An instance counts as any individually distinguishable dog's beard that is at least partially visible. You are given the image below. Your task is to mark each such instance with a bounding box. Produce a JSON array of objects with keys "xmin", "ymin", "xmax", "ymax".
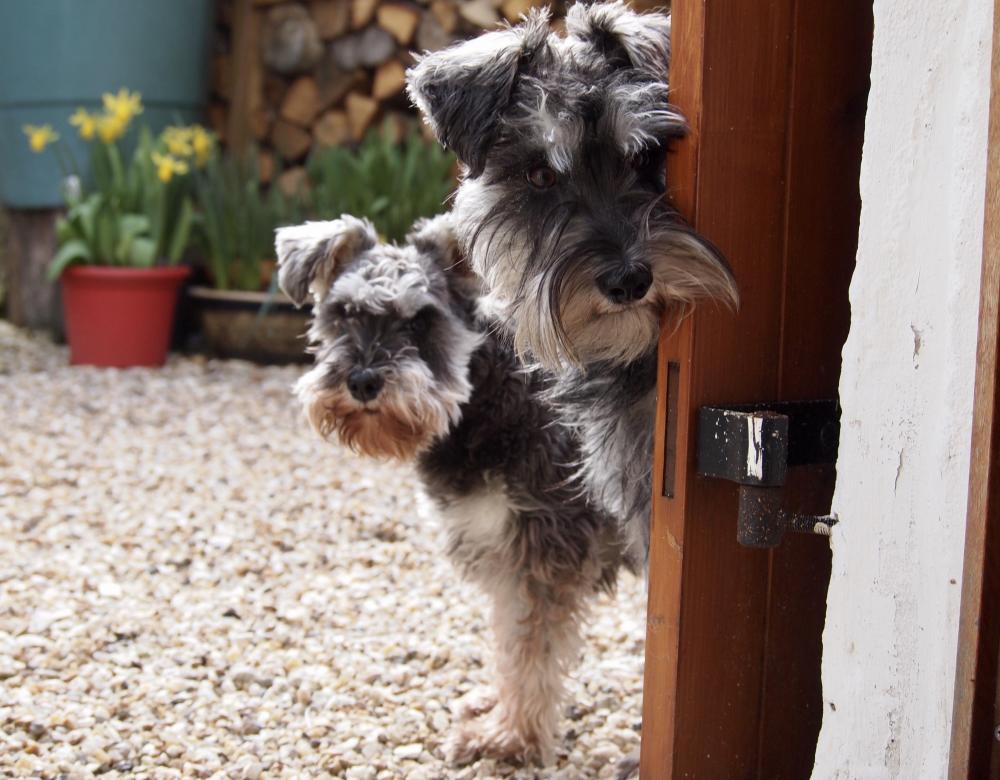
[
  {"xmin": 295, "ymin": 360, "xmax": 470, "ymax": 460},
  {"xmin": 458, "ymin": 180, "xmax": 738, "ymax": 368},
  {"xmin": 547, "ymin": 228, "xmax": 739, "ymax": 366},
  {"xmin": 473, "ymin": 248, "xmax": 736, "ymax": 368},
  {"xmin": 308, "ymin": 392, "xmax": 432, "ymax": 460},
  {"xmin": 547, "ymin": 289, "xmax": 662, "ymax": 365}
]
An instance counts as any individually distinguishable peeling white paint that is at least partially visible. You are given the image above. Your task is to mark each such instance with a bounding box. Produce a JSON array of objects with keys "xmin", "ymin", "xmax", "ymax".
[
  {"xmin": 746, "ymin": 415, "xmax": 764, "ymax": 480},
  {"xmin": 812, "ymin": 1, "xmax": 992, "ymax": 778}
]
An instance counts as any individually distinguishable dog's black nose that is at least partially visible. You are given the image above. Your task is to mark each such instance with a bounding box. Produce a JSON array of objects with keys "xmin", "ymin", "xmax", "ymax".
[
  {"xmin": 347, "ymin": 368, "xmax": 384, "ymax": 402},
  {"xmin": 597, "ymin": 264, "xmax": 653, "ymax": 304}
]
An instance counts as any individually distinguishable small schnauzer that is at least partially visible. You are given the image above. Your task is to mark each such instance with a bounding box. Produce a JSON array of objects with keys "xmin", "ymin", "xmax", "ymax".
[
  {"xmin": 407, "ymin": 1, "xmax": 738, "ymax": 563},
  {"xmin": 275, "ymin": 213, "xmax": 630, "ymax": 765}
]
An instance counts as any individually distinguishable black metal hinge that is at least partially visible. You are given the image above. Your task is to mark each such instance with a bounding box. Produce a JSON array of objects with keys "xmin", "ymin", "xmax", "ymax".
[{"xmin": 696, "ymin": 400, "xmax": 841, "ymax": 548}]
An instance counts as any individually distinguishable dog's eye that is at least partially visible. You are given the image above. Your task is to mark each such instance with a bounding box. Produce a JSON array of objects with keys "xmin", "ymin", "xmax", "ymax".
[
  {"xmin": 406, "ymin": 307, "xmax": 435, "ymax": 335},
  {"xmin": 526, "ymin": 165, "xmax": 557, "ymax": 190}
]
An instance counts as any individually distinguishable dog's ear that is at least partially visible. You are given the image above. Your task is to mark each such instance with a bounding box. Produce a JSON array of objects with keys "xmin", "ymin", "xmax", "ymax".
[
  {"xmin": 407, "ymin": 214, "xmax": 466, "ymax": 273},
  {"xmin": 408, "ymin": 213, "xmax": 482, "ymax": 297},
  {"xmin": 275, "ymin": 216, "xmax": 377, "ymax": 306},
  {"xmin": 566, "ymin": 1, "xmax": 671, "ymax": 80},
  {"xmin": 407, "ymin": 10, "xmax": 549, "ymax": 177}
]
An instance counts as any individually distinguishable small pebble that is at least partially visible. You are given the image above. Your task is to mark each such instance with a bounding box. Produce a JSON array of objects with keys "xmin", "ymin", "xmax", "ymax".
[{"xmin": 394, "ymin": 743, "xmax": 423, "ymax": 759}]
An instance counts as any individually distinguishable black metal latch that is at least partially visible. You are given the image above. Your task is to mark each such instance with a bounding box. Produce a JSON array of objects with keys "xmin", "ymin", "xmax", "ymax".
[{"xmin": 696, "ymin": 400, "xmax": 840, "ymax": 548}]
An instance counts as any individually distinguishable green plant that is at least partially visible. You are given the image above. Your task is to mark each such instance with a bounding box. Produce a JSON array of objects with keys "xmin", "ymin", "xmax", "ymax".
[
  {"xmin": 32, "ymin": 90, "xmax": 210, "ymax": 280},
  {"xmin": 306, "ymin": 121, "xmax": 456, "ymax": 243},
  {"xmin": 193, "ymin": 151, "xmax": 304, "ymax": 291},
  {"xmin": 49, "ymin": 129, "xmax": 199, "ymax": 279}
]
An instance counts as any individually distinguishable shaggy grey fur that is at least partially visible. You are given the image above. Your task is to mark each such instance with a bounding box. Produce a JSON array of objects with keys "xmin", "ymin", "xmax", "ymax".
[
  {"xmin": 408, "ymin": 1, "xmax": 738, "ymax": 564},
  {"xmin": 275, "ymin": 213, "xmax": 631, "ymax": 766}
]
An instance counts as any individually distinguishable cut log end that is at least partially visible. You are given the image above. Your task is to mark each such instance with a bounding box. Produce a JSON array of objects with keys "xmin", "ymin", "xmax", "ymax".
[
  {"xmin": 280, "ymin": 77, "xmax": 321, "ymax": 126},
  {"xmin": 377, "ymin": 3, "xmax": 421, "ymax": 45},
  {"xmin": 372, "ymin": 60, "xmax": 407, "ymax": 101},
  {"xmin": 345, "ymin": 92, "xmax": 379, "ymax": 141}
]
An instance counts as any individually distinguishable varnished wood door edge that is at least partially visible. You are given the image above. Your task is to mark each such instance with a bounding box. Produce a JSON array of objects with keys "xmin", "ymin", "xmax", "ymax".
[
  {"xmin": 639, "ymin": 0, "xmax": 706, "ymax": 775},
  {"xmin": 949, "ymin": 0, "xmax": 1000, "ymax": 776},
  {"xmin": 640, "ymin": 318, "xmax": 695, "ymax": 779}
]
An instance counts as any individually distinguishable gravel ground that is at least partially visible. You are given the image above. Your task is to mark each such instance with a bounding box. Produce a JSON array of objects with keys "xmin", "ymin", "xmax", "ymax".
[{"xmin": 0, "ymin": 322, "xmax": 646, "ymax": 780}]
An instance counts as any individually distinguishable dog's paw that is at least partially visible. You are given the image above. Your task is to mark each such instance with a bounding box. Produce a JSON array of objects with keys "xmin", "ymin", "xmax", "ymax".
[
  {"xmin": 451, "ymin": 686, "xmax": 498, "ymax": 721},
  {"xmin": 443, "ymin": 721, "xmax": 524, "ymax": 766},
  {"xmin": 443, "ymin": 713, "xmax": 550, "ymax": 767},
  {"xmin": 615, "ymin": 749, "xmax": 640, "ymax": 780}
]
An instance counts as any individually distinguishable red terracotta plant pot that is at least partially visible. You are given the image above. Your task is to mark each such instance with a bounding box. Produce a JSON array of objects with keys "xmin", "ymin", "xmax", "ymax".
[{"xmin": 61, "ymin": 265, "xmax": 191, "ymax": 367}]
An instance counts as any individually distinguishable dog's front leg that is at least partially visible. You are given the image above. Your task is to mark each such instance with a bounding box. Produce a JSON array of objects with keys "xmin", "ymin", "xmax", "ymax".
[{"xmin": 446, "ymin": 566, "xmax": 584, "ymax": 766}]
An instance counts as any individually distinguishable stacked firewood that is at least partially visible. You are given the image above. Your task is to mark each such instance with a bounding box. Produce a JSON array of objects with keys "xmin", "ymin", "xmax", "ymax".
[
  {"xmin": 210, "ymin": 0, "xmax": 667, "ymax": 191},
  {"xmin": 210, "ymin": 0, "xmax": 569, "ymax": 192}
]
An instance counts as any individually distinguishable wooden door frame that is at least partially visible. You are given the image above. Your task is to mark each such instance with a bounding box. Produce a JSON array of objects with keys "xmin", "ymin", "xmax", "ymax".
[
  {"xmin": 639, "ymin": 1, "xmax": 872, "ymax": 776},
  {"xmin": 949, "ymin": 0, "xmax": 1000, "ymax": 775}
]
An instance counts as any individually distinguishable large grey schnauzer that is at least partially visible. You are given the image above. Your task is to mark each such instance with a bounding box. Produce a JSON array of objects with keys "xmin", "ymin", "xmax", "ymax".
[{"xmin": 408, "ymin": 2, "xmax": 738, "ymax": 564}]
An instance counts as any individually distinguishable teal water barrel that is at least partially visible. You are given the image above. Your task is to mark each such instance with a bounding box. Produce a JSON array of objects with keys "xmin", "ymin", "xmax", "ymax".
[{"xmin": 0, "ymin": 0, "xmax": 214, "ymax": 208}]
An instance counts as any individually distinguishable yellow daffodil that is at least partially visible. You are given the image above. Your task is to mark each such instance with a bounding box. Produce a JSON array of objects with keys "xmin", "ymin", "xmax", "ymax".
[
  {"xmin": 96, "ymin": 112, "xmax": 128, "ymax": 144},
  {"xmin": 69, "ymin": 108, "xmax": 99, "ymax": 140},
  {"xmin": 151, "ymin": 152, "xmax": 189, "ymax": 182},
  {"xmin": 102, "ymin": 88, "xmax": 143, "ymax": 125},
  {"xmin": 190, "ymin": 125, "xmax": 214, "ymax": 168},
  {"xmin": 162, "ymin": 126, "xmax": 193, "ymax": 157},
  {"xmin": 23, "ymin": 124, "xmax": 59, "ymax": 152}
]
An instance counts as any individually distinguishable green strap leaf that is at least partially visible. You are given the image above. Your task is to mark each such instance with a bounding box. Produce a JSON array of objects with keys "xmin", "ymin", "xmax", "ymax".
[
  {"xmin": 95, "ymin": 206, "xmax": 117, "ymax": 264},
  {"xmin": 165, "ymin": 197, "xmax": 194, "ymax": 265},
  {"xmin": 130, "ymin": 237, "xmax": 157, "ymax": 268},
  {"xmin": 114, "ymin": 213, "xmax": 152, "ymax": 262},
  {"xmin": 55, "ymin": 217, "xmax": 75, "ymax": 245},
  {"xmin": 75, "ymin": 194, "xmax": 102, "ymax": 244},
  {"xmin": 48, "ymin": 240, "xmax": 93, "ymax": 281}
]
